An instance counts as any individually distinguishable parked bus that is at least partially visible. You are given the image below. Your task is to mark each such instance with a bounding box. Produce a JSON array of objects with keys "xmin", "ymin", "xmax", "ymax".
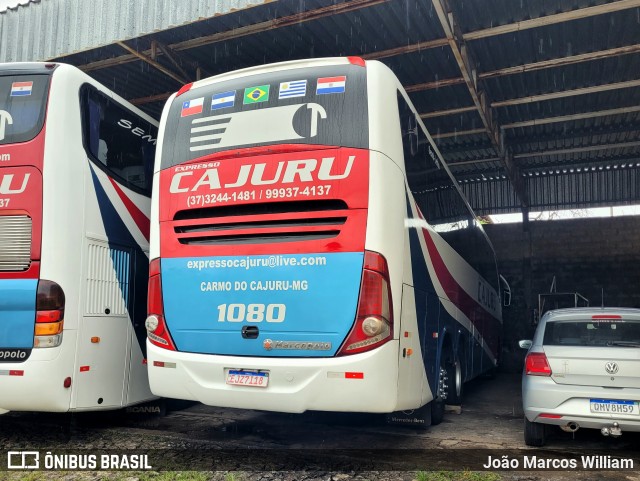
[
  {"xmin": 146, "ymin": 57, "xmax": 507, "ymax": 426},
  {"xmin": 0, "ymin": 62, "xmax": 158, "ymax": 413}
]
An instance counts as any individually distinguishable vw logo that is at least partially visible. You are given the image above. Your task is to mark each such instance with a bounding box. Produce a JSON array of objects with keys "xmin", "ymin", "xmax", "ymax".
[{"xmin": 605, "ymin": 362, "xmax": 619, "ymax": 375}]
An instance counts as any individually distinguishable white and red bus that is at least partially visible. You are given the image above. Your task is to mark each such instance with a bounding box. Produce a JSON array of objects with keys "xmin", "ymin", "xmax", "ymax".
[
  {"xmin": 146, "ymin": 57, "xmax": 507, "ymax": 426},
  {"xmin": 0, "ymin": 62, "xmax": 158, "ymax": 413}
]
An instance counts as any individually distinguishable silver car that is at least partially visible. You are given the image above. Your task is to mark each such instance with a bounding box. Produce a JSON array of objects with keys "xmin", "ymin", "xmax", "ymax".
[{"xmin": 520, "ymin": 307, "xmax": 640, "ymax": 447}]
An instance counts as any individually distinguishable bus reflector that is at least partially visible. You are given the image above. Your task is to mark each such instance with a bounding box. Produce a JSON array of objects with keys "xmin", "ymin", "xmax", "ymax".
[
  {"xmin": 539, "ymin": 413, "xmax": 563, "ymax": 419},
  {"xmin": 525, "ymin": 352, "xmax": 552, "ymax": 376},
  {"xmin": 176, "ymin": 82, "xmax": 193, "ymax": 97},
  {"xmin": 34, "ymin": 280, "xmax": 65, "ymax": 349},
  {"xmin": 64, "ymin": 377, "xmax": 72, "ymax": 388},
  {"xmin": 337, "ymin": 251, "xmax": 393, "ymax": 356},
  {"xmin": 345, "ymin": 372, "xmax": 364, "ymax": 379},
  {"xmin": 80, "ymin": 366, "xmax": 90, "ymax": 372},
  {"xmin": 147, "ymin": 259, "xmax": 177, "ymax": 351},
  {"xmin": 10, "ymin": 370, "xmax": 24, "ymax": 376},
  {"xmin": 153, "ymin": 361, "xmax": 176, "ymax": 368}
]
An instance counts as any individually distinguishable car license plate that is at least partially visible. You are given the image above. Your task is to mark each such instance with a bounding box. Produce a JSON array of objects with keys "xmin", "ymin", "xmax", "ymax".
[
  {"xmin": 590, "ymin": 399, "xmax": 639, "ymax": 415},
  {"xmin": 225, "ymin": 369, "xmax": 269, "ymax": 388}
]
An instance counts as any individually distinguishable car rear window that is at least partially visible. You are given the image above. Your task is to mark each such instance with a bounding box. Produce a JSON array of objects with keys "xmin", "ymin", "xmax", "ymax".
[{"xmin": 543, "ymin": 320, "xmax": 640, "ymax": 347}]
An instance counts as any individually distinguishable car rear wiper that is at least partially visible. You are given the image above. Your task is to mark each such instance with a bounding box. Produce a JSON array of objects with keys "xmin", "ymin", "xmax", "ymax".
[{"xmin": 606, "ymin": 341, "xmax": 640, "ymax": 347}]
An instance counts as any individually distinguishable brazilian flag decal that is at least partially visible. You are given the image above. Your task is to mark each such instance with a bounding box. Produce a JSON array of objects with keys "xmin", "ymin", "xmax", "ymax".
[{"xmin": 244, "ymin": 85, "xmax": 270, "ymax": 104}]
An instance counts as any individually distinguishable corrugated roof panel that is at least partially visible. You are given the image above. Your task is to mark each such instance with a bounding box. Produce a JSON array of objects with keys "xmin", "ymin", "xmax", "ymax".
[{"xmin": 0, "ymin": 0, "xmax": 273, "ymax": 62}]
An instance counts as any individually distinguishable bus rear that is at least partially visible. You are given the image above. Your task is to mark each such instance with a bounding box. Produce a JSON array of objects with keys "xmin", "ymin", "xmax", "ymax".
[
  {"xmin": 0, "ymin": 66, "xmax": 57, "ymax": 403},
  {"xmin": 148, "ymin": 58, "xmax": 403, "ymax": 413}
]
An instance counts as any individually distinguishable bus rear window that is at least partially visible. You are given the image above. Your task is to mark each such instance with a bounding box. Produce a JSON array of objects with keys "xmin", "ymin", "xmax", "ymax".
[
  {"xmin": 160, "ymin": 64, "xmax": 368, "ymax": 169},
  {"xmin": 0, "ymin": 74, "xmax": 49, "ymax": 145}
]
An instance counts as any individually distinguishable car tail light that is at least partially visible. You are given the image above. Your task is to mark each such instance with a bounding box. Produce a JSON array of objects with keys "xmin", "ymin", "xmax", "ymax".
[
  {"xmin": 525, "ymin": 352, "xmax": 552, "ymax": 376},
  {"xmin": 146, "ymin": 258, "xmax": 176, "ymax": 351},
  {"xmin": 337, "ymin": 251, "xmax": 393, "ymax": 356},
  {"xmin": 34, "ymin": 280, "xmax": 64, "ymax": 348}
]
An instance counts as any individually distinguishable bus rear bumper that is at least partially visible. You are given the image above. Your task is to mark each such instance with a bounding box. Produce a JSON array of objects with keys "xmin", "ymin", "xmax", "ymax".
[
  {"xmin": 148, "ymin": 340, "xmax": 400, "ymax": 413},
  {"xmin": 0, "ymin": 331, "xmax": 77, "ymax": 413}
]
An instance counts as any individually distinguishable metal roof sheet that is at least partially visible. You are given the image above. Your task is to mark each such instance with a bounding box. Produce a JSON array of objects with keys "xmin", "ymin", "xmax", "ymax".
[{"xmin": 2, "ymin": 0, "xmax": 639, "ymax": 213}]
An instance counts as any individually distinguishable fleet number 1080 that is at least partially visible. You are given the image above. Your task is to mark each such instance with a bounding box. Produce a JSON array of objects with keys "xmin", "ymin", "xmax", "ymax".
[{"xmin": 217, "ymin": 303, "xmax": 286, "ymax": 323}]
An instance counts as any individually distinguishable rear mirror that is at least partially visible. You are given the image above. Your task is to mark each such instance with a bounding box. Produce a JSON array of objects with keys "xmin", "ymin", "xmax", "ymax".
[
  {"xmin": 500, "ymin": 275, "xmax": 511, "ymax": 307},
  {"xmin": 519, "ymin": 340, "xmax": 532, "ymax": 350}
]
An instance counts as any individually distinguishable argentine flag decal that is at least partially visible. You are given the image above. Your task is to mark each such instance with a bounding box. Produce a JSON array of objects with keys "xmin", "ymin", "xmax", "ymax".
[{"xmin": 212, "ymin": 91, "xmax": 236, "ymax": 110}]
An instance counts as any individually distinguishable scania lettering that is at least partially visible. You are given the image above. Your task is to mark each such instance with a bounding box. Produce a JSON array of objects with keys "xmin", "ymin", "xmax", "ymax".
[
  {"xmin": 0, "ymin": 63, "xmax": 158, "ymax": 413},
  {"xmin": 147, "ymin": 57, "xmax": 509, "ymax": 426}
]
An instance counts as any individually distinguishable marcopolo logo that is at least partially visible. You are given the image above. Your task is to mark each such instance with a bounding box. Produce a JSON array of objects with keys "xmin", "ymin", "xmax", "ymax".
[
  {"xmin": 8, "ymin": 451, "xmax": 39, "ymax": 470},
  {"xmin": 0, "ymin": 349, "xmax": 30, "ymax": 362}
]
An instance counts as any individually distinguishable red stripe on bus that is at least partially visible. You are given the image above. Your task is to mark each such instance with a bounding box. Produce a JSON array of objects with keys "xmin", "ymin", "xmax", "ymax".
[
  {"xmin": 108, "ymin": 177, "xmax": 150, "ymax": 241},
  {"xmin": 420, "ymin": 226, "xmax": 501, "ymax": 356}
]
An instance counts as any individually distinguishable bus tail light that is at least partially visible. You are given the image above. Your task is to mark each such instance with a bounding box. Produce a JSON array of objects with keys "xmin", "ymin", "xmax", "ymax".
[
  {"xmin": 34, "ymin": 280, "xmax": 64, "ymax": 349},
  {"xmin": 337, "ymin": 251, "xmax": 393, "ymax": 356},
  {"xmin": 146, "ymin": 259, "xmax": 176, "ymax": 351},
  {"xmin": 525, "ymin": 352, "xmax": 552, "ymax": 376}
]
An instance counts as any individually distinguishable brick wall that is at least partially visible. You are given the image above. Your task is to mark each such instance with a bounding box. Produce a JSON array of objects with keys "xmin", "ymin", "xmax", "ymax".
[{"xmin": 484, "ymin": 216, "xmax": 640, "ymax": 372}]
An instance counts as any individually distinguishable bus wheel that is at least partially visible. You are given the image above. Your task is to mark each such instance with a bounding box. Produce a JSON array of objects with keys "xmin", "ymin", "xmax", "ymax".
[{"xmin": 446, "ymin": 357, "xmax": 463, "ymax": 406}]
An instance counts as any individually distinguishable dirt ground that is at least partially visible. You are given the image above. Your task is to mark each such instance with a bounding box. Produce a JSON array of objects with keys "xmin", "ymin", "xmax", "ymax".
[{"xmin": 0, "ymin": 373, "xmax": 638, "ymax": 480}]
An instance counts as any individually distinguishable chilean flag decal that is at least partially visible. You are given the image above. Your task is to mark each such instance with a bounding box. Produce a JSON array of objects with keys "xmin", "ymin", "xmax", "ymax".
[{"xmin": 181, "ymin": 97, "xmax": 204, "ymax": 117}]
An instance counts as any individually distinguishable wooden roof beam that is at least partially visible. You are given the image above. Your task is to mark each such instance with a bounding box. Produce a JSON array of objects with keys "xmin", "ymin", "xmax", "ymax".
[
  {"xmin": 503, "ymin": 105, "xmax": 640, "ymax": 129},
  {"xmin": 491, "ymin": 79, "xmax": 640, "ymax": 108},
  {"xmin": 406, "ymin": 44, "xmax": 640, "ymax": 96},
  {"xmin": 513, "ymin": 140, "xmax": 640, "ymax": 159},
  {"xmin": 116, "ymin": 41, "xmax": 188, "ymax": 85},
  {"xmin": 463, "ymin": 0, "xmax": 640, "ymax": 41},
  {"xmin": 446, "ymin": 141, "xmax": 640, "ymax": 166},
  {"xmin": 80, "ymin": 0, "xmax": 390, "ymax": 73},
  {"xmin": 433, "ymin": 105, "xmax": 640, "ymax": 137},
  {"xmin": 431, "ymin": 0, "xmax": 528, "ymax": 208}
]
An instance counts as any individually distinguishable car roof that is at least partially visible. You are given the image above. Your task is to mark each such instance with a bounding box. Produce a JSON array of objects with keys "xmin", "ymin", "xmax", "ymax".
[{"xmin": 541, "ymin": 307, "xmax": 640, "ymax": 323}]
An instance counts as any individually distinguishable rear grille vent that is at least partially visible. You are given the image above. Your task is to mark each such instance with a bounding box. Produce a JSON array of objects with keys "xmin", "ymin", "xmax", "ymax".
[
  {"xmin": 173, "ymin": 200, "xmax": 349, "ymax": 245},
  {"xmin": 0, "ymin": 215, "xmax": 32, "ymax": 271},
  {"xmin": 174, "ymin": 199, "xmax": 348, "ymax": 220}
]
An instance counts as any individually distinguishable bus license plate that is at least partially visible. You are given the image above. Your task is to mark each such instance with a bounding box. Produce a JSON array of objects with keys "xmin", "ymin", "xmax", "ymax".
[
  {"xmin": 226, "ymin": 369, "xmax": 269, "ymax": 388},
  {"xmin": 590, "ymin": 399, "xmax": 639, "ymax": 415}
]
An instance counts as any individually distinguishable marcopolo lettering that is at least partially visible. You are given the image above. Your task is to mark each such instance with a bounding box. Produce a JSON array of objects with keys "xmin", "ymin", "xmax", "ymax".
[
  {"xmin": 169, "ymin": 156, "xmax": 355, "ymax": 193},
  {"xmin": 0, "ymin": 349, "xmax": 30, "ymax": 361}
]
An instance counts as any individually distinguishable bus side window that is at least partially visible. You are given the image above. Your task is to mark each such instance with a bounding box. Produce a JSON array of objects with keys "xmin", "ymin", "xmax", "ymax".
[{"xmin": 81, "ymin": 86, "xmax": 157, "ymax": 195}]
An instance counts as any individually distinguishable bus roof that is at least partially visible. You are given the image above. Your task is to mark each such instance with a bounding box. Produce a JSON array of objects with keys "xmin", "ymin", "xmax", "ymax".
[{"xmin": 185, "ymin": 57, "xmax": 366, "ymax": 93}]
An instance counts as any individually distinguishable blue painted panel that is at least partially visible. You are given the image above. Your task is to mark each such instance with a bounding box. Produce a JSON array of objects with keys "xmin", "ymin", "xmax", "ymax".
[
  {"xmin": 162, "ymin": 252, "xmax": 364, "ymax": 357},
  {"xmin": 0, "ymin": 279, "xmax": 37, "ymax": 348}
]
